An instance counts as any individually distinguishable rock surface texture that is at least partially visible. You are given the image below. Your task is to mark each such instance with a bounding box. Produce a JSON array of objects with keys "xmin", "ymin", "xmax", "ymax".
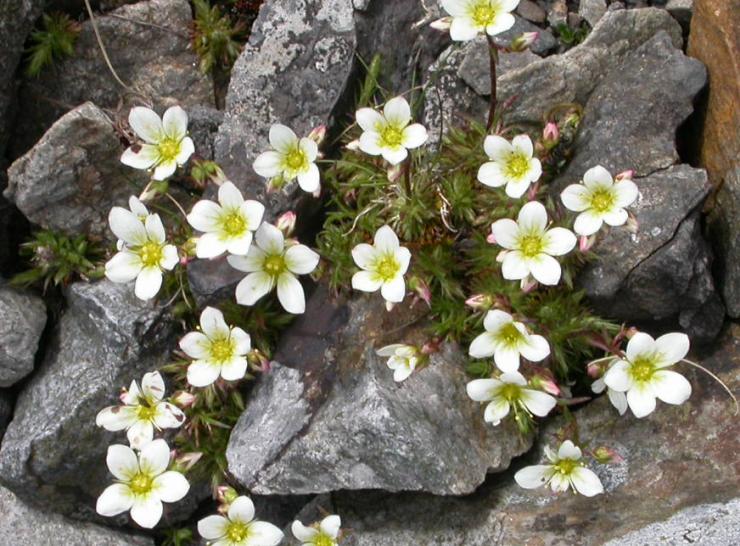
[
  {"xmin": 0, "ymin": 285, "xmax": 46, "ymax": 387},
  {"xmin": 5, "ymin": 102, "xmax": 147, "ymax": 240},
  {"xmin": 227, "ymin": 286, "xmax": 532, "ymax": 496},
  {"xmin": 0, "ymin": 280, "xmax": 176, "ymax": 521}
]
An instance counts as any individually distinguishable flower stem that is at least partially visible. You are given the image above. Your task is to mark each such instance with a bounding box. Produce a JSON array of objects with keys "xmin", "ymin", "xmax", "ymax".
[
  {"xmin": 680, "ymin": 359, "xmax": 739, "ymax": 415},
  {"xmin": 485, "ymin": 33, "xmax": 498, "ymax": 132}
]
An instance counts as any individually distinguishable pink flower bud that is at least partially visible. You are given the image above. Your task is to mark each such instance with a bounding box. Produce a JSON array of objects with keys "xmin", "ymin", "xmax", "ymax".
[
  {"xmin": 615, "ymin": 169, "xmax": 634, "ymax": 181},
  {"xmin": 592, "ymin": 445, "xmax": 623, "ymax": 464},
  {"xmin": 421, "ymin": 339, "xmax": 441, "ymax": 355},
  {"xmin": 530, "ymin": 374, "xmax": 561, "ymax": 396},
  {"xmin": 174, "ymin": 451, "xmax": 202, "ymax": 472},
  {"xmin": 542, "ymin": 122, "xmax": 560, "ymax": 149},
  {"xmin": 586, "ymin": 361, "xmax": 604, "ymax": 379},
  {"xmin": 217, "ymin": 485, "xmax": 239, "ymax": 505},
  {"xmin": 579, "ymin": 235, "xmax": 595, "ymax": 252},
  {"xmin": 308, "ymin": 125, "xmax": 327, "ymax": 146},
  {"xmin": 172, "ymin": 390, "xmax": 197, "ymax": 408},
  {"xmin": 276, "ymin": 211, "xmax": 297, "ymax": 237},
  {"xmin": 411, "ymin": 278, "xmax": 432, "ymax": 307},
  {"xmin": 520, "ymin": 276, "xmax": 538, "ymax": 293},
  {"xmin": 510, "ymin": 32, "xmax": 539, "ymax": 52},
  {"xmin": 430, "ymin": 17, "xmax": 452, "ymax": 31},
  {"xmin": 465, "ymin": 294, "xmax": 492, "ymax": 309},
  {"xmin": 387, "ymin": 164, "xmax": 403, "ymax": 182},
  {"xmin": 487, "ymin": 232, "xmax": 497, "ymax": 244}
]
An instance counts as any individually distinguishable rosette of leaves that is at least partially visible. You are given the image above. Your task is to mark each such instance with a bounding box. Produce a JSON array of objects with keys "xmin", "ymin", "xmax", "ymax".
[{"xmin": 25, "ymin": 12, "xmax": 81, "ymax": 77}]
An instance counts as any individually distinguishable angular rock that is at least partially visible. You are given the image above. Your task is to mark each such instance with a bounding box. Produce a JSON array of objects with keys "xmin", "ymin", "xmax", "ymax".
[
  {"xmin": 226, "ymin": 286, "xmax": 532, "ymax": 496},
  {"xmin": 493, "ymin": 15, "xmax": 558, "ymax": 56},
  {"xmin": 0, "ymin": 285, "xmax": 46, "ymax": 387},
  {"xmin": 577, "ymin": 165, "xmax": 722, "ymax": 344},
  {"xmin": 329, "ymin": 324, "xmax": 740, "ymax": 545},
  {"xmin": 708, "ymin": 167, "xmax": 740, "ymax": 317},
  {"xmin": 0, "ymin": 280, "xmax": 176, "ymax": 521},
  {"xmin": 188, "ymin": 105, "xmax": 224, "ymax": 162},
  {"xmin": 0, "ymin": 485, "xmax": 154, "ymax": 546},
  {"xmin": 11, "ymin": 0, "xmax": 213, "ymax": 157},
  {"xmin": 213, "ymin": 0, "xmax": 356, "ymax": 218},
  {"xmin": 579, "ymin": 0, "xmax": 607, "ymax": 27},
  {"xmin": 666, "ymin": 0, "xmax": 694, "ymax": 29},
  {"xmin": 516, "ymin": 0, "xmax": 547, "ymax": 24},
  {"xmin": 5, "ymin": 102, "xmax": 147, "ymax": 240}
]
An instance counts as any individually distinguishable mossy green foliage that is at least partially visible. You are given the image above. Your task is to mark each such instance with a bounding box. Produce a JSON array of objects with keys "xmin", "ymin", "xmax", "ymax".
[
  {"xmin": 191, "ymin": 0, "xmax": 248, "ymax": 74},
  {"xmin": 554, "ymin": 21, "xmax": 590, "ymax": 49},
  {"xmin": 25, "ymin": 12, "xmax": 80, "ymax": 77}
]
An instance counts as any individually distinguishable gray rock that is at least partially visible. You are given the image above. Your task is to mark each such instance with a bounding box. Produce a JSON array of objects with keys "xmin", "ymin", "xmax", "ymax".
[
  {"xmin": 5, "ymin": 102, "xmax": 147, "ymax": 240},
  {"xmin": 546, "ymin": 0, "xmax": 568, "ymax": 27},
  {"xmin": 188, "ymin": 106, "xmax": 224, "ymax": 161},
  {"xmin": 330, "ymin": 324, "xmax": 740, "ymax": 545},
  {"xmin": 579, "ymin": 0, "xmax": 608, "ymax": 27},
  {"xmin": 493, "ymin": 15, "xmax": 558, "ymax": 55},
  {"xmin": 0, "ymin": 485, "xmax": 154, "ymax": 546},
  {"xmin": 666, "ymin": 0, "xmax": 693, "ymax": 29},
  {"xmin": 227, "ymin": 286, "xmax": 531, "ymax": 496},
  {"xmin": 0, "ymin": 0, "xmax": 44, "ymax": 157},
  {"xmin": 187, "ymin": 257, "xmax": 245, "ymax": 307},
  {"xmin": 708, "ymin": 166, "xmax": 740, "ymax": 318},
  {"xmin": 516, "ymin": 0, "xmax": 547, "ymax": 23},
  {"xmin": 0, "ymin": 390, "xmax": 11, "ymax": 441},
  {"xmin": 213, "ymin": 0, "xmax": 355, "ymax": 219},
  {"xmin": 0, "ymin": 285, "xmax": 46, "ymax": 387},
  {"xmin": 0, "ymin": 280, "xmax": 176, "ymax": 521},
  {"xmin": 577, "ymin": 165, "xmax": 722, "ymax": 344},
  {"xmin": 11, "ymin": 0, "xmax": 213, "ymax": 157}
]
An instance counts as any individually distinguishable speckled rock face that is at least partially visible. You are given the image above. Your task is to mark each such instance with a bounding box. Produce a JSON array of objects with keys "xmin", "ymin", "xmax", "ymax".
[
  {"xmin": 11, "ymin": 0, "xmax": 213, "ymax": 157},
  {"xmin": 0, "ymin": 280, "xmax": 176, "ymax": 522},
  {"xmin": 226, "ymin": 285, "xmax": 532, "ymax": 496},
  {"xmin": 5, "ymin": 102, "xmax": 147, "ymax": 240},
  {"xmin": 0, "ymin": 284, "xmax": 46, "ymax": 387}
]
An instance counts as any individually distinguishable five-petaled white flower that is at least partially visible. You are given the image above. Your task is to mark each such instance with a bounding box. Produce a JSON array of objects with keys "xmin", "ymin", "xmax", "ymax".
[
  {"xmin": 468, "ymin": 309, "xmax": 550, "ymax": 372},
  {"xmin": 603, "ymin": 332, "xmax": 692, "ymax": 418},
  {"xmin": 96, "ymin": 371, "xmax": 185, "ymax": 449},
  {"xmin": 187, "ymin": 181, "xmax": 266, "ymax": 259},
  {"xmin": 198, "ymin": 495, "xmax": 284, "ymax": 546},
  {"xmin": 105, "ymin": 208, "xmax": 178, "ymax": 300},
  {"xmin": 115, "ymin": 196, "xmax": 149, "ymax": 251},
  {"xmin": 292, "ymin": 515, "xmax": 342, "ymax": 546},
  {"xmin": 179, "ymin": 306, "xmax": 252, "ymax": 387},
  {"xmin": 491, "ymin": 201, "xmax": 576, "ymax": 286},
  {"xmin": 515, "ymin": 439, "xmax": 604, "ymax": 497},
  {"xmin": 227, "ymin": 223, "xmax": 319, "ymax": 314},
  {"xmin": 466, "ymin": 371, "xmax": 557, "ymax": 425},
  {"xmin": 441, "ymin": 0, "xmax": 518, "ymax": 41},
  {"xmin": 591, "ymin": 372, "xmax": 628, "ymax": 416},
  {"xmin": 376, "ymin": 344, "xmax": 420, "ymax": 382},
  {"xmin": 253, "ymin": 124, "xmax": 321, "ymax": 193},
  {"xmin": 351, "ymin": 225, "xmax": 411, "ymax": 303},
  {"xmin": 96, "ymin": 439, "xmax": 190, "ymax": 529},
  {"xmin": 477, "ymin": 134, "xmax": 542, "ymax": 198},
  {"xmin": 356, "ymin": 97, "xmax": 428, "ymax": 165},
  {"xmin": 121, "ymin": 106, "xmax": 195, "ymax": 180},
  {"xmin": 560, "ymin": 165, "xmax": 639, "ymax": 236}
]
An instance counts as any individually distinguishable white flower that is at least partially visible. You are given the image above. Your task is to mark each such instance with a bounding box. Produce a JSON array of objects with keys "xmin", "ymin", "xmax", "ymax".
[
  {"xmin": 179, "ymin": 307, "xmax": 252, "ymax": 387},
  {"xmin": 292, "ymin": 515, "xmax": 341, "ymax": 546},
  {"xmin": 96, "ymin": 439, "xmax": 190, "ymax": 528},
  {"xmin": 96, "ymin": 371, "xmax": 185, "ymax": 449},
  {"xmin": 121, "ymin": 106, "xmax": 195, "ymax": 180},
  {"xmin": 591, "ymin": 374, "xmax": 628, "ymax": 416},
  {"xmin": 105, "ymin": 208, "xmax": 179, "ymax": 300},
  {"xmin": 355, "ymin": 97, "xmax": 428, "ymax": 165},
  {"xmin": 227, "ymin": 223, "xmax": 319, "ymax": 314},
  {"xmin": 376, "ymin": 344, "xmax": 420, "ymax": 382},
  {"xmin": 491, "ymin": 201, "xmax": 576, "ymax": 286},
  {"xmin": 477, "ymin": 135, "xmax": 542, "ymax": 198},
  {"xmin": 253, "ymin": 124, "xmax": 321, "ymax": 193},
  {"xmin": 468, "ymin": 310, "xmax": 550, "ymax": 372},
  {"xmin": 441, "ymin": 0, "xmax": 518, "ymax": 41},
  {"xmin": 467, "ymin": 371, "xmax": 557, "ymax": 425},
  {"xmin": 603, "ymin": 332, "xmax": 692, "ymax": 418},
  {"xmin": 515, "ymin": 440, "xmax": 604, "ymax": 497},
  {"xmin": 351, "ymin": 225, "xmax": 411, "ymax": 303},
  {"xmin": 198, "ymin": 496, "xmax": 284, "ymax": 546},
  {"xmin": 561, "ymin": 165, "xmax": 639, "ymax": 236},
  {"xmin": 115, "ymin": 196, "xmax": 149, "ymax": 251},
  {"xmin": 187, "ymin": 181, "xmax": 266, "ymax": 259}
]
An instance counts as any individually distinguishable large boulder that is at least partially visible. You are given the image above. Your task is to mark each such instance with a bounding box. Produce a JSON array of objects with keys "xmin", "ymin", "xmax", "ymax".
[
  {"xmin": 5, "ymin": 102, "xmax": 147, "ymax": 240},
  {"xmin": 11, "ymin": 0, "xmax": 213, "ymax": 157},
  {"xmin": 0, "ymin": 280, "xmax": 176, "ymax": 521},
  {"xmin": 0, "ymin": 284, "xmax": 46, "ymax": 387},
  {"xmin": 0, "ymin": 485, "xmax": 154, "ymax": 546},
  {"xmin": 226, "ymin": 286, "xmax": 532, "ymax": 496},
  {"xmin": 320, "ymin": 324, "xmax": 740, "ymax": 545}
]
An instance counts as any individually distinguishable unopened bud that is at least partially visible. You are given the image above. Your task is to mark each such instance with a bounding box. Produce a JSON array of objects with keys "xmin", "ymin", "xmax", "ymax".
[
  {"xmin": 531, "ymin": 374, "xmax": 561, "ymax": 396},
  {"xmin": 593, "ymin": 445, "xmax": 623, "ymax": 464},
  {"xmin": 465, "ymin": 294, "xmax": 493, "ymax": 310},
  {"xmin": 387, "ymin": 164, "xmax": 403, "ymax": 182},
  {"xmin": 510, "ymin": 31, "xmax": 539, "ymax": 52},
  {"xmin": 421, "ymin": 338, "xmax": 442, "ymax": 355},
  {"xmin": 542, "ymin": 122, "xmax": 560, "ymax": 149},
  {"xmin": 487, "ymin": 232, "xmax": 497, "ymax": 244},
  {"xmin": 266, "ymin": 175, "xmax": 286, "ymax": 193},
  {"xmin": 430, "ymin": 17, "xmax": 452, "ymax": 31},
  {"xmin": 385, "ymin": 301, "xmax": 396, "ymax": 312},
  {"xmin": 308, "ymin": 125, "xmax": 327, "ymax": 146},
  {"xmin": 615, "ymin": 169, "xmax": 634, "ymax": 182},
  {"xmin": 248, "ymin": 349, "xmax": 271, "ymax": 373},
  {"xmin": 409, "ymin": 277, "xmax": 432, "ymax": 307},
  {"xmin": 217, "ymin": 485, "xmax": 239, "ymax": 506},
  {"xmin": 172, "ymin": 390, "xmax": 197, "ymax": 408},
  {"xmin": 174, "ymin": 451, "xmax": 202, "ymax": 473},
  {"xmin": 623, "ymin": 326, "xmax": 639, "ymax": 339},
  {"xmin": 586, "ymin": 361, "xmax": 605, "ymax": 379},
  {"xmin": 276, "ymin": 211, "xmax": 297, "ymax": 237},
  {"xmin": 520, "ymin": 276, "xmax": 538, "ymax": 293},
  {"xmin": 579, "ymin": 235, "xmax": 596, "ymax": 252}
]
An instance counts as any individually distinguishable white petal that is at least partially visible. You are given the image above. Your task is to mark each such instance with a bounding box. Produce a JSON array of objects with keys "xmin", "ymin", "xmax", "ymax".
[
  {"xmin": 625, "ymin": 332, "xmax": 656, "ymax": 361},
  {"xmin": 235, "ymin": 272, "xmax": 275, "ymax": 305},
  {"xmin": 128, "ymin": 107, "xmax": 163, "ymax": 144},
  {"xmin": 127, "ymin": 419, "xmax": 154, "ymax": 450},
  {"xmin": 486, "ymin": 12, "xmax": 515, "ymax": 36},
  {"xmin": 160, "ymin": 245, "xmax": 179, "ymax": 270},
  {"xmin": 501, "ymin": 371, "xmax": 527, "ymax": 386},
  {"xmin": 227, "ymin": 247, "xmax": 266, "ymax": 273},
  {"xmin": 511, "ymin": 135, "xmax": 533, "ymax": 157},
  {"xmin": 574, "ymin": 211, "xmax": 604, "ymax": 236},
  {"xmin": 285, "ymin": 245, "xmax": 320, "ymax": 275},
  {"xmin": 483, "ymin": 135, "xmax": 511, "ymax": 160},
  {"xmin": 491, "ymin": 219, "xmax": 519, "ymax": 249},
  {"xmin": 253, "ymin": 151, "xmax": 283, "ymax": 178},
  {"xmin": 515, "ymin": 465, "xmax": 551, "ymax": 489},
  {"xmin": 466, "ymin": 378, "xmax": 498, "ymax": 401},
  {"xmin": 291, "ymin": 521, "xmax": 318, "ymax": 542},
  {"xmin": 395, "ymin": 246, "xmax": 411, "ymax": 275},
  {"xmin": 359, "ymin": 131, "xmax": 382, "ymax": 155},
  {"xmin": 96, "ymin": 406, "xmax": 138, "ymax": 431},
  {"xmin": 377, "ymin": 344, "xmax": 406, "ymax": 357},
  {"xmin": 187, "ymin": 360, "xmax": 221, "ymax": 387},
  {"xmin": 242, "ymin": 200, "xmax": 266, "ymax": 230},
  {"xmin": 402, "ymin": 123, "xmax": 428, "ymax": 149},
  {"xmin": 130, "ymin": 496, "xmax": 163, "ymax": 529},
  {"xmin": 519, "ymin": 334, "xmax": 550, "ymax": 362},
  {"xmin": 297, "ymin": 163, "xmax": 321, "ymax": 193},
  {"xmin": 269, "ymin": 124, "xmax": 298, "ymax": 153},
  {"xmin": 440, "ymin": 0, "xmax": 467, "ymax": 16},
  {"xmin": 300, "ymin": 137, "xmax": 319, "ymax": 162},
  {"xmin": 627, "ymin": 385, "xmax": 657, "ymax": 418},
  {"xmin": 517, "ymin": 201, "xmax": 548, "ymax": 232},
  {"xmin": 231, "ymin": 327, "xmax": 252, "ymax": 355},
  {"xmin": 199, "ymin": 515, "xmax": 230, "ymax": 540},
  {"xmin": 484, "ymin": 399, "xmax": 510, "ymax": 424},
  {"xmin": 352, "ymin": 243, "xmax": 377, "ymax": 270},
  {"xmin": 654, "ymin": 332, "xmax": 690, "ymax": 366},
  {"xmin": 505, "ymin": 179, "xmax": 531, "ymax": 199},
  {"xmin": 187, "ymin": 200, "xmax": 222, "ymax": 233},
  {"xmin": 176, "ymin": 137, "xmax": 195, "ymax": 165},
  {"xmin": 105, "ymin": 251, "xmax": 143, "ymax": 283},
  {"xmin": 138, "ymin": 438, "xmax": 170, "ymax": 476},
  {"xmin": 277, "ymin": 273, "xmax": 306, "ymax": 314},
  {"xmin": 109, "ymin": 207, "xmax": 147, "ymax": 246},
  {"xmin": 255, "ymin": 223, "xmax": 284, "ymax": 254},
  {"xmin": 449, "ymin": 16, "xmax": 479, "ymax": 41},
  {"xmin": 603, "ymin": 360, "xmax": 631, "ymax": 392},
  {"xmin": 557, "ymin": 440, "xmax": 582, "ymax": 460},
  {"xmin": 154, "ymin": 471, "xmax": 190, "ymax": 502},
  {"xmin": 162, "ymin": 106, "xmax": 188, "ymax": 140},
  {"xmin": 128, "ymin": 196, "xmax": 149, "ymax": 217},
  {"xmin": 227, "ymin": 496, "xmax": 255, "ymax": 524},
  {"xmin": 528, "ymin": 254, "xmax": 562, "ymax": 286},
  {"xmin": 583, "ymin": 165, "xmax": 613, "ymax": 189},
  {"xmin": 320, "ymin": 515, "xmax": 341, "ymax": 538},
  {"xmin": 607, "ymin": 389, "xmax": 629, "ymax": 415},
  {"xmin": 602, "ymin": 208, "xmax": 628, "ymax": 227},
  {"xmin": 356, "ymin": 107, "xmax": 384, "ymax": 132},
  {"xmin": 225, "ymin": 232, "xmax": 254, "ymax": 256},
  {"xmin": 218, "ymin": 181, "xmax": 244, "ymax": 209},
  {"xmin": 141, "ymin": 371, "xmax": 165, "ymax": 401},
  {"xmin": 478, "ymin": 161, "xmax": 506, "ymax": 188},
  {"xmin": 501, "ymin": 251, "xmax": 530, "ymax": 280},
  {"xmin": 560, "ymin": 184, "xmax": 590, "ymax": 212},
  {"xmin": 245, "ymin": 521, "xmax": 284, "ymax": 546},
  {"xmin": 134, "ymin": 267, "xmax": 162, "ymax": 300},
  {"xmin": 652, "ymin": 370, "xmax": 692, "ymax": 405},
  {"xmin": 614, "ymin": 179, "xmax": 639, "ymax": 208},
  {"xmin": 381, "ymin": 146, "xmax": 408, "ymax": 165},
  {"xmin": 153, "ymin": 160, "xmax": 177, "ymax": 181},
  {"xmin": 121, "ymin": 144, "xmax": 159, "ymax": 170},
  {"xmin": 570, "ymin": 467, "xmax": 604, "ymax": 497},
  {"xmin": 393, "ymin": 365, "xmax": 414, "ymax": 382},
  {"xmin": 494, "ymin": 346, "xmax": 520, "ymax": 373},
  {"xmin": 543, "ymin": 227, "xmax": 576, "ymax": 256},
  {"xmin": 352, "ymin": 270, "xmax": 382, "ymax": 292},
  {"xmin": 521, "ymin": 389, "xmax": 557, "ymax": 417},
  {"xmin": 106, "ymin": 444, "xmax": 139, "ymax": 481},
  {"xmin": 381, "ymin": 275, "xmax": 406, "ymax": 303},
  {"xmin": 195, "ymin": 232, "xmax": 227, "ymax": 259},
  {"xmin": 374, "ymin": 225, "xmax": 400, "ymax": 253},
  {"xmin": 144, "ymin": 214, "xmax": 166, "ymax": 243},
  {"xmin": 469, "ymin": 332, "xmax": 496, "ymax": 359},
  {"xmin": 220, "ymin": 355, "xmax": 248, "ymax": 381},
  {"xmin": 96, "ymin": 484, "xmax": 134, "ymax": 517},
  {"xmin": 483, "ymin": 309, "xmax": 512, "ymax": 332},
  {"xmin": 383, "ymin": 96, "xmax": 411, "ymax": 127},
  {"xmin": 153, "ymin": 402, "xmax": 186, "ymax": 429}
]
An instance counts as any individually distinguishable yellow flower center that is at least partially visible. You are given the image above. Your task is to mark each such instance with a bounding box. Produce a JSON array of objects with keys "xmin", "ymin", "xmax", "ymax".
[
  {"xmin": 588, "ymin": 188, "xmax": 617, "ymax": 214},
  {"xmin": 210, "ymin": 338, "xmax": 235, "ymax": 363},
  {"xmin": 284, "ymin": 147, "xmax": 307, "ymax": 171},
  {"xmin": 263, "ymin": 254, "xmax": 286, "ymax": 276},
  {"xmin": 221, "ymin": 210, "xmax": 247, "ymax": 238},
  {"xmin": 629, "ymin": 356, "xmax": 657, "ymax": 383},
  {"xmin": 314, "ymin": 534, "xmax": 335, "ymax": 546},
  {"xmin": 226, "ymin": 521, "xmax": 251, "ymax": 543},
  {"xmin": 157, "ymin": 137, "xmax": 181, "ymax": 163},
  {"xmin": 497, "ymin": 322, "xmax": 524, "ymax": 347},
  {"xmin": 517, "ymin": 233, "xmax": 544, "ymax": 258},
  {"xmin": 129, "ymin": 472, "xmax": 154, "ymax": 496},
  {"xmin": 375, "ymin": 254, "xmax": 400, "ymax": 282},
  {"xmin": 470, "ymin": 1, "xmax": 497, "ymax": 27},
  {"xmin": 137, "ymin": 404, "xmax": 157, "ymax": 421},
  {"xmin": 498, "ymin": 383, "xmax": 522, "ymax": 402},
  {"xmin": 139, "ymin": 241, "xmax": 163, "ymax": 268},
  {"xmin": 379, "ymin": 125, "xmax": 404, "ymax": 149},
  {"xmin": 504, "ymin": 152, "xmax": 530, "ymax": 180},
  {"xmin": 554, "ymin": 458, "xmax": 578, "ymax": 476}
]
